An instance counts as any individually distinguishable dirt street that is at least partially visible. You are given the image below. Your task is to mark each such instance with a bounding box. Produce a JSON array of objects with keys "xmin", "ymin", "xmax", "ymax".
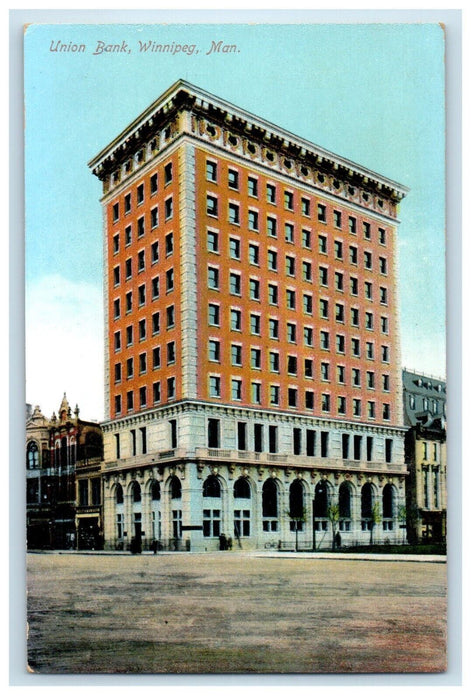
[{"xmin": 26, "ymin": 552, "xmax": 447, "ymax": 675}]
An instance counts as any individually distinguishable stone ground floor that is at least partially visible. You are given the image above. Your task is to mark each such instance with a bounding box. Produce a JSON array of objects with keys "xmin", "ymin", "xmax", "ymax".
[{"xmin": 26, "ymin": 551, "xmax": 446, "ymax": 674}]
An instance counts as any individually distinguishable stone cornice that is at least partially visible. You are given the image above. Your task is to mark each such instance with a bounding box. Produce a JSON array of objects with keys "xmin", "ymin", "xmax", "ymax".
[{"xmin": 89, "ymin": 79, "xmax": 409, "ymax": 214}]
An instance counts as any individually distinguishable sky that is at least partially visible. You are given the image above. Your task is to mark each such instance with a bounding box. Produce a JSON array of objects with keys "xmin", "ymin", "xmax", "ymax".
[{"xmin": 24, "ymin": 20, "xmax": 446, "ymax": 421}]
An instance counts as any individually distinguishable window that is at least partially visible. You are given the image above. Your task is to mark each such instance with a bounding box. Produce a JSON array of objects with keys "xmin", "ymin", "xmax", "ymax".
[
  {"xmin": 125, "ymin": 258, "xmax": 132, "ymax": 279},
  {"xmin": 209, "ymin": 376, "xmax": 221, "ymax": 398},
  {"xmin": 269, "ymin": 351, "xmax": 280, "ymax": 372},
  {"xmin": 113, "ymin": 266, "xmax": 120, "ymax": 286},
  {"xmin": 335, "ymin": 303, "xmax": 345, "ymax": 323},
  {"xmin": 302, "ymin": 229, "xmax": 311, "ymax": 248},
  {"xmin": 379, "ymin": 227, "xmax": 386, "ymax": 245},
  {"xmin": 269, "ymin": 318, "xmax": 279, "ymax": 339},
  {"xmin": 303, "ymin": 261, "xmax": 312, "ymax": 282},
  {"xmin": 321, "ymin": 362, "xmax": 330, "ymax": 381},
  {"xmin": 350, "ymin": 276, "xmax": 358, "ymax": 296},
  {"xmin": 251, "ymin": 382, "xmax": 261, "ymax": 404},
  {"xmin": 379, "ymin": 257, "xmax": 387, "ymax": 274},
  {"xmin": 152, "ymin": 312, "xmax": 160, "ymax": 335},
  {"xmin": 137, "ymin": 184, "xmax": 144, "ymax": 205},
  {"xmin": 381, "ymin": 345, "xmax": 390, "ymax": 363},
  {"xmin": 167, "ymin": 341, "xmax": 176, "ymax": 365},
  {"xmin": 287, "ymin": 323, "xmax": 297, "ymax": 343},
  {"xmin": 250, "ymin": 278, "xmax": 260, "ymax": 301},
  {"xmin": 127, "ymin": 391, "xmax": 134, "ymax": 411},
  {"xmin": 319, "ymin": 299, "xmax": 329, "ymax": 319},
  {"xmin": 207, "ymin": 230, "xmax": 219, "ymax": 253},
  {"xmin": 150, "ymin": 172, "xmax": 158, "ymax": 195},
  {"xmin": 285, "ymin": 222, "xmax": 294, "ymax": 243},
  {"xmin": 248, "ymin": 176, "xmax": 258, "ymax": 197},
  {"xmin": 353, "ymin": 399, "xmax": 361, "ymax": 417},
  {"xmin": 139, "ymin": 352, "xmax": 147, "ymax": 374},
  {"xmin": 203, "ymin": 509, "xmax": 221, "ymax": 538},
  {"xmin": 380, "ymin": 287, "xmax": 388, "ymax": 305},
  {"xmin": 383, "ymin": 403, "xmax": 390, "ymax": 420},
  {"xmin": 251, "ymin": 348, "xmax": 261, "ymax": 370},
  {"xmin": 305, "ymin": 391, "xmax": 314, "ymax": 409},
  {"xmin": 304, "ymin": 326, "xmax": 313, "ymax": 346},
  {"xmin": 351, "ymin": 308, "xmax": 359, "ymax": 327},
  {"xmin": 206, "ymin": 160, "xmax": 217, "ymax": 182},
  {"xmin": 139, "ymin": 386, "xmax": 147, "ymax": 408},
  {"xmin": 287, "ymin": 355, "xmax": 298, "ymax": 375},
  {"xmin": 166, "ymin": 305, "xmax": 175, "ymax": 329},
  {"xmin": 318, "ymin": 235, "xmax": 327, "ymax": 254},
  {"xmin": 301, "ymin": 197, "xmax": 310, "ymax": 216},
  {"xmin": 348, "ymin": 216, "xmax": 356, "ymax": 234},
  {"xmin": 125, "ymin": 225, "xmax": 132, "ymax": 246},
  {"xmin": 166, "ymin": 268, "xmax": 174, "ymax": 292},
  {"xmin": 336, "ymin": 334, "xmax": 345, "ymax": 354},
  {"xmin": 381, "ymin": 316, "xmax": 389, "ymax": 334},
  {"xmin": 366, "ymin": 341, "xmax": 374, "ymax": 360},
  {"xmin": 230, "ymin": 272, "xmax": 241, "ymax": 295},
  {"xmin": 113, "ymin": 234, "xmax": 119, "ymax": 254},
  {"xmin": 317, "ymin": 203, "xmax": 327, "ymax": 222},
  {"xmin": 114, "ymin": 331, "xmax": 121, "ymax": 352},
  {"xmin": 228, "ymin": 202, "xmax": 240, "ymax": 224},
  {"xmin": 126, "ymin": 357, "xmax": 134, "ymax": 379},
  {"xmin": 113, "ymin": 299, "xmax": 120, "ymax": 319},
  {"xmin": 249, "ymin": 243, "xmax": 259, "ymax": 265},
  {"xmin": 228, "ymin": 169, "xmax": 239, "ymax": 189},
  {"xmin": 209, "ymin": 339, "xmax": 220, "ymax": 362},
  {"xmin": 335, "ymin": 272, "xmax": 344, "ymax": 292},
  {"xmin": 268, "ymin": 283, "xmax": 278, "ymax": 305},
  {"xmin": 266, "ymin": 183, "xmax": 276, "ymax": 204},
  {"xmin": 112, "ymin": 202, "xmax": 119, "ymax": 222},
  {"xmin": 364, "ymin": 251, "xmax": 372, "ymax": 270},
  {"xmin": 352, "ymin": 368, "xmax": 361, "ymax": 387},
  {"xmin": 286, "ymin": 289, "xmax": 296, "ymax": 309},
  {"xmin": 321, "ymin": 394, "xmax": 330, "ymax": 412},
  {"xmin": 319, "ymin": 266, "xmax": 328, "ymax": 286},
  {"xmin": 237, "ymin": 422, "xmax": 247, "ymax": 450},
  {"xmin": 349, "ymin": 245, "xmax": 358, "ymax": 265},
  {"xmin": 231, "ymin": 344, "xmax": 242, "ymax": 366},
  {"xmin": 206, "ymin": 195, "xmax": 218, "ymax": 217},
  {"xmin": 115, "ymin": 395, "xmax": 122, "ymax": 414},
  {"xmin": 208, "ymin": 266, "xmax": 219, "ymax": 290},
  {"xmin": 363, "ymin": 221, "xmax": 371, "ymax": 239},
  {"xmin": 151, "ymin": 241, "xmax": 159, "ymax": 264},
  {"xmin": 232, "ymin": 379, "xmax": 242, "ymax": 401},
  {"xmin": 267, "ymin": 216, "xmax": 277, "ymax": 237},
  {"xmin": 248, "ymin": 210, "xmax": 259, "ymax": 231},
  {"xmin": 167, "ymin": 377, "xmax": 176, "ymax": 399},
  {"xmin": 137, "ymin": 217, "xmax": 145, "ymax": 238},
  {"xmin": 250, "ymin": 314, "xmax": 261, "ymax": 335},
  {"xmin": 153, "ymin": 382, "xmax": 161, "ymax": 404},
  {"xmin": 382, "ymin": 374, "xmax": 390, "ymax": 391},
  {"xmin": 114, "ymin": 362, "xmax": 122, "ymax": 383},
  {"xmin": 231, "ymin": 309, "xmax": 242, "ymax": 331},
  {"xmin": 229, "ymin": 237, "xmax": 241, "ymax": 260},
  {"xmin": 334, "ymin": 210, "xmax": 342, "ymax": 228},
  {"xmin": 152, "ymin": 347, "xmax": 161, "ymax": 369},
  {"xmin": 304, "ymin": 359, "xmax": 313, "ymax": 378},
  {"xmin": 138, "ymin": 284, "xmax": 146, "ymax": 306},
  {"xmin": 164, "ymin": 162, "xmax": 173, "ymax": 184},
  {"xmin": 367, "ymin": 371, "xmax": 375, "ymax": 389},
  {"xmin": 138, "ymin": 318, "xmax": 146, "ymax": 341},
  {"xmin": 288, "ymin": 388, "xmax": 298, "ymax": 407},
  {"xmin": 208, "ymin": 303, "xmax": 220, "ymax": 326},
  {"xmin": 365, "ymin": 282, "xmax": 373, "ymax": 300},
  {"xmin": 365, "ymin": 312, "xmax": 373, "ymax": 330},
  {"xmin": 334, "ymin": 240, "xmax": 343, "ymax": 259},
  {"xmin": 320, "ymin": 331, "xmax": 330, "ymax": 350},
  {"xmin": 165, "ymin": 197, "xmax": 173, "ymax": 220},
  {"xmin": 285, "ymin": 256, "xmax": 295, "ymax": 276},
  {"xmin": 284, "ymin": 191, "xmax": 294, "ymax": 210},
  {"xmin": 351, "ymin": 338, "xmax": 360, "ymax": 357},
  {"xmin": 268, "ymin": 250, "xmax": 277, "ymax": 271},
  {"xmin": 138, "ymin": 250, "xmax": 145, "ymax": 272},
  {"xmin": 368, "ymin": 401, "xmax": 376, "ymax": 419}
]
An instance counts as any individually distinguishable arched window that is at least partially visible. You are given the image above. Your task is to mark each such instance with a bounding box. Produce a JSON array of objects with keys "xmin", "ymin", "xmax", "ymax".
[
  {"xmin": 115, "ymin": 483, "xmax": 124, "ymax": 504},
  {"xmin": 203, "ymin": 475, "xmax": 221, "ymax": 498},
  {"xmin": 313, "ymin": 481, "xmax": 328, "ymax": 518},
  {"xmin": 131, "ymin": 481, "xmax": 141, "ymax": 503},
  {"xmin": 26, "ymin": 441, "xmax": 39, "ymax": 470},
  {"xmin": 382, "ymin": 484, "xmax": 394, "ymax": 519},
  {"xmin": 262, "ymin": 479, "xmax": 278, "ymax": 518},
  {"xmin": 289, "ymin": 480, "xmax": 304, "ymax": 519},
  {"xmin": 170, "ymin": 476, "xmax": 181, "ymax": 500},
  {"xmin": 361, "ymin": 483, "xmax": 373, "ymax": 519},
  {"xmin": 151, "ymin": 481, "xmax": 161, "ymax": 501},
  {"xmin": 339, "ymin": 482, "xmax": 351, "ymax": 519},
  {"xmin": 234, "ymin": 478, "xmax": 251, "ymax": 499}
]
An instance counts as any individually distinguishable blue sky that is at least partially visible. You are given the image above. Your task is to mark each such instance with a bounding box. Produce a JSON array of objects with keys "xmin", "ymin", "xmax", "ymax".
[{"xmin": 24, "ymin": 22, "xmax": 446, "ymax": 420}]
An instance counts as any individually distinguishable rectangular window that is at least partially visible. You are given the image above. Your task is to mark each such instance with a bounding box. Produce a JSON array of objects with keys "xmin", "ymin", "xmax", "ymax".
[
  {"xmin": 334, "ymin": 240, "xmax": 343, "ymax": 259},
  {"xmin": 317, "ymin": 203, "xmax": 327, "ymax": 222},
  {"xmin": 230, "ymin": 273, "xmax": 241, "ymax": 295},
  {"xmin": 270, "ymin": 385, "xmax": 280, "ymax": 406},
  {"xmin": 208, "ymin": 303, "xmax": 220, "ymax": 326},
  {"xmin": 267, "ymin": 216, "xmax": 277, "ymax": 237},
  {"xmin": 306, "ymin": 430, "xmax": 316, "ymax": 456},
  {"xmin": 232, "ymin": 379, "xmax": 242, "ymax": 401},
  {"xmin": 208, "ymin": 266, "xmax": 219, "ymax": 290},
  {"xmin": 301, "ymin": 197, "xmax": 310, "ymax": 216},
  {"xmin": 164, "ymin": 162, "xmax": 173, "ymax": 184},
  {"xmin": 228, "ymin": 202, "xmax": 240, "ymax": 224},
  {"xmin": 251, "ymin": 382, "xmax": 261, "ymax": 404},
  {"xmin": 250, "ymin": 314, "xmax": 261, "ymax": 335},
  {"xmin": 151, "ymin": 241, "xmax": 159, "ymax": 264},
  {"xmin": 302, "ymin": 229, "xmax": 312, "ymax": 248},
  {"xmin": 152, "ymin": 312, "xmax": 160, "ymax": 335},
  {"xmin": 293, "ymin": 428, "xmax": 302, "ymax": 456},
  {"xmin": 150, "ymin": 173, "xmax": 158, "ymax": 195},
  {"xmin": 152, "ymin": 347, "xmax": 161, "ymax": 369},
  {"xmin": 209, "ymin": 376, "xmax": 221, "ymax": 399},
  {"xmin": 248, "ymin": 176, "xmax": 258, "ymax": 197},
  {"xmin": 320, "ymin": 331, "xmax": 330, "ymax": 350},
  {"xmin": 349, "ymin": 245, "xmax": 358, "ymax": 265},
  {"xmin": 318, "ymin": 235, "xmax": 327, "ymax": 254},
  {"xmin": 349, "ymin": 216, "xmax": 357, "ymax": 234},
  {"xmin": 237, "ymin": 422, "xmax": 247, "ymax": 450},
  {"xmin": 153, "ymin": 382, "xmax": 161, "ymax": 404},
  {"xmin": 254, "ymin": 424, "xmax": 264, "ymax": 453},
  {"xmin": 137, "ymin": 184, "xmax": 144, "ymax": 205},
  {"xmin": 334, "ymin": 210, "xmax": 342, "ymax": 228},
  {"xmin": 248, "ymin": 210, "xmax": 259, "ymax": 231},
  {"xmin": 363, "ymin": 221, "xmax": 371, "ymax": 239},
  {"xmin": 269, "ymin": 351, "xmax": 280, "ymax": 373},
  {"xmin": 206, "ymin": 160, "xmax": 217, "ymax": 182},
  {"xmin": 269, "ymin": 318, "xmax": 279, "ymax": 339},
  {"xmin": 285, "ymin": 222, "xmax": 294, "ymax": 243},
  {"xmin": 266, "ymin": 184, "xmax": 276, "ymax": 204},
  {"xmin": 207, "ymin": 230, "xmax": 219, "ymax": 253},
  {"xmin": 206, "ymin": 195, "xmax": 218, "ymax": 217},
  {"xmin": 250, "ymin": 278, "xmax": 260, "ymax": 301},
  {"xmin": 137, "ymin": 217, "xmax": 145, "ymax": 238},
  {"xmin": 231, "ymin": 309, "xmax": 242, "ymax": 331},
  {"xmin": 125, "ymin": 225, "xmax": 132, "ymax": 246},
  {"xmin": 284, "ymin": 191, "xmax": 294, "ymax": 210},
  {"xmin": 208, "ymin": 418, "xmax": 220, "ymax": 447},
  {"xmin": 231, "ymin": 344, "xmax": 242, "ymax": 366},
  {"xmin": 228, "ymin": 169, "xmax": 239, "ymax": 189}
]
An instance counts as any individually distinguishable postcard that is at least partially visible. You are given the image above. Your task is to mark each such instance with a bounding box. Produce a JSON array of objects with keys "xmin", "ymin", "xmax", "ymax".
[{"xmin": 23, "ymin": 19, "xmax": 447, "ymax": 675}]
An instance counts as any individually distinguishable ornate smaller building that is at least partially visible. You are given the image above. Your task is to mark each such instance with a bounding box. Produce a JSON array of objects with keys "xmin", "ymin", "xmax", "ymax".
[
  {"xmin": 403, "ymin": 370, "xmax": 447, "ymax": 544},
  {"xmin": 26, "ymin": 395, "xmax": 103, "ymax": 549}
]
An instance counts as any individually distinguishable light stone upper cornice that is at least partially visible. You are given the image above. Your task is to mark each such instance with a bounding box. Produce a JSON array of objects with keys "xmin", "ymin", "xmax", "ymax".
[{"xmin": 88, "ymin": 79, "xmax": 409, "ymax": 213}]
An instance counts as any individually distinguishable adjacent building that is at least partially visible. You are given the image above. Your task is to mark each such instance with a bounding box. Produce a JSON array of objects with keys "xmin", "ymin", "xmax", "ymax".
[
  {"xmin": 403, "ymin": 369, "xmax": 447, "ymax": 544},
  {"xmin": 89, "ymin": 80, "xmax": 409, "ymax": 551},
  {"xmin": 26, "ymin": 394, "xmax": 103, "ymax": 549}
]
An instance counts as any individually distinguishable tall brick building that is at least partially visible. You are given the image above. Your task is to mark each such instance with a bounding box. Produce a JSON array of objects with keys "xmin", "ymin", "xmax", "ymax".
[{"xmin": 89, "ymin": 80, "xmax": 409, "ymax": 551}]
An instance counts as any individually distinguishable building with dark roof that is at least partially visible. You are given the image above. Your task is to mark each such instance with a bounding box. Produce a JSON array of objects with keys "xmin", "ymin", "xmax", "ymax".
[{"xmin": 403, "ymin": 369, "xmax": 447, "ymax": 544}]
